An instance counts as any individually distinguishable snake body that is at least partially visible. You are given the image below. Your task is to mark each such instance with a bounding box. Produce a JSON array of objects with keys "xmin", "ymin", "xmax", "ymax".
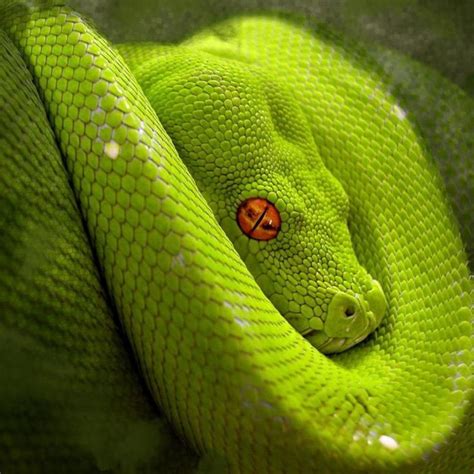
[{"xmin": 0, "ymin": 2, "xmax": 472, "ymax": 473}]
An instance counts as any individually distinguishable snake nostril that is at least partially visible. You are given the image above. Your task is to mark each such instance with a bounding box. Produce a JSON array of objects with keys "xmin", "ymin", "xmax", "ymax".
[
  {"xmin": 344, "ymin": 307, "xmax": 356, "ymax": 317},
  {"xmin": 326, "ymin": 292, "xmax": 365, "ymax": 338}
]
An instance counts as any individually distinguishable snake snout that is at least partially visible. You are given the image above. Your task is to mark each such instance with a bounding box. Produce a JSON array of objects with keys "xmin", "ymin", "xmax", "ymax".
[
  {"xmin": 314, "ymin": 279, "xmax": 387, "ymax": 353},
  {"xmin": 324, "ymin": 292, "xmax": 366, "ymax": 339}
]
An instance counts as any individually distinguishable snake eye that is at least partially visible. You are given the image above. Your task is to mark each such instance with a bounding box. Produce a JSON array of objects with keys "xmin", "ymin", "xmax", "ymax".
[{"xmin": 237, "ymin": 197, "xmax": 281, "ymax": 241}]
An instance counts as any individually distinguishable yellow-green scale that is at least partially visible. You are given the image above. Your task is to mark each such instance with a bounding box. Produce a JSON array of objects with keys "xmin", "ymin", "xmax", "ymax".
[
  {"xmin": 1, "ymin": 4, "xmax": 472, "ymax": 473},
  {"xmin": 0, "ymin": 26, "xmax": 196, "ymax": 473}
]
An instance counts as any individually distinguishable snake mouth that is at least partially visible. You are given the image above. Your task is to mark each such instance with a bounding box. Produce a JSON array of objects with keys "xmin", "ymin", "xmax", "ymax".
[
  {"xmin": 305, "ymin": 330, "xmax": 366, "ymax": 353},
  {"xmin": 305, "ymin": 324, "xmax": 374, "ymax": 353},
  {"xmin": 310, "ymin": 334, "xmax": 355, "ymax": 353}
]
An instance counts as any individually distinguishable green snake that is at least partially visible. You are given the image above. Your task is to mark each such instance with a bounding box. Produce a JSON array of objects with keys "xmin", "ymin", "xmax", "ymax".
[{"xmin": 0, "ymin": 1, "xmax": 472, "ymax": 473}]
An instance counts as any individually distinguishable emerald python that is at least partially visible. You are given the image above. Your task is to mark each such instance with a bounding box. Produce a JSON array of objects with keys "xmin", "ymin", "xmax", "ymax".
[{"xmin": 0, "ymin": 1, "xmax": 472, "ymax": 472}]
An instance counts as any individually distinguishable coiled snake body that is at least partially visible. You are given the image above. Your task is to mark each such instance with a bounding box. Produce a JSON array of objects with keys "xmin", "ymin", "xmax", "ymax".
[{"xmin": 0, "ymin": 2, "xmax": 472, "ymax": 473}]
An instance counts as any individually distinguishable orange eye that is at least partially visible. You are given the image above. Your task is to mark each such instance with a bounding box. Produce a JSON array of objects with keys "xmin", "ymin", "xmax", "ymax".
[{"xmin": 236, "ymin": 197, "xmax": 281, "ymax": 241}]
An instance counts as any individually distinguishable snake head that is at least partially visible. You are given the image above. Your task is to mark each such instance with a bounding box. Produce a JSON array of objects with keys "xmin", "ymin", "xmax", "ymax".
[{"xmin": 134, "ymin": 47, "xmax": 387, "ymax": 353}]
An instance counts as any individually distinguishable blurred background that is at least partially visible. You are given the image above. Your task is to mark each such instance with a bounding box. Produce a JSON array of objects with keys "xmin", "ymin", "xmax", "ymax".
[{"xmin": 70, "ymin": 0, "xmax": 474, "ymax": 94}]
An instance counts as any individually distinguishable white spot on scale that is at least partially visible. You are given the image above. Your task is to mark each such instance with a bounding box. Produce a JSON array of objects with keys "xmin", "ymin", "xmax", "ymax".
[
  {"xmin": 104, "ymin": 141, "xmax": 120, "ymax": 159},
  {"xmin": 234, "ymin": 317, "xmax": 250, "ymax": 327},
  {"xmin": 379, "ymin": 435, "xmax": 399, "ymax": 450},
  {"xmin": 171, "ymin": 252, "xmax": 185, "ymax": 267},
  {"xmin": 393, "ymin": 104, "xmax": 407, "ymax": 120},
  {"xmin": 138, "ymin": 120, "xmax": 145, "ymax": 138}
]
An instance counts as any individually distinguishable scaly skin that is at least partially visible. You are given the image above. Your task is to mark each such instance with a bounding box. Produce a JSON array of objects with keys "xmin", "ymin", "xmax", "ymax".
[
  {"xmin": 121, "ymin": 47, "xmax": 387, "ymax": 353},
  {"xmin": 0, "ymin": 2, "xmax": 472, "ymax": 473}
]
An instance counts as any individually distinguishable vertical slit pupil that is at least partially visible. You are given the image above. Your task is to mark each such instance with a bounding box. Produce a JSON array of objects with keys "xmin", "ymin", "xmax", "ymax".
[{"xmin": 236, "ymin": 197, "xmax": 281, "ymax": 241}]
